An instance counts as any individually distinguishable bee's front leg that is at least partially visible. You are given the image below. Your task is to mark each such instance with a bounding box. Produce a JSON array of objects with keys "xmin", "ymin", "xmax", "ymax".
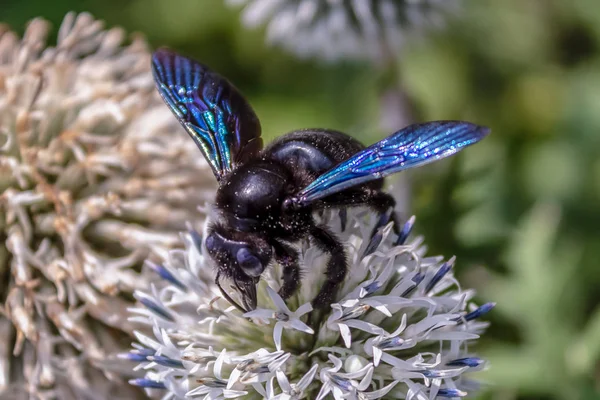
[{"xmin": 273, "ymin": 240, "xmax": 300, "ymax": 300}]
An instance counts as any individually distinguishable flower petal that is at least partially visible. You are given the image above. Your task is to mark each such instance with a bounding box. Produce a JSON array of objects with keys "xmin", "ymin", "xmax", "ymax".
[
  {"xmin": 288, "ymin": 319, "xmax": 314, "ymax": 335},
  {"xmin": 273, "ymin": 322, "xmax": 284, "ymax": 351},
  {"xmin": 298, "ymin": 364, "xmax": 319, "ymax": 390},
  {"xmin": 275, "ymin": 370, "xmax": 292, "ymax": 392},
  {"xmin": 244, "ymin": 308, "xmax": 275, "ymax": 320},
  {"xmin": 294, "ymin": 302, "xmax": 313, "ymax": 317},
  {"xmin": 266, "ymin": 286, "xmax": 291, "ymax": 313},
  {"xmin": 338, "ymin": 323, "xmax": 352, "ymax": 348},
  {"xmin": 315, "ymin": 382, "xmax": 332, "ymax": 400}
]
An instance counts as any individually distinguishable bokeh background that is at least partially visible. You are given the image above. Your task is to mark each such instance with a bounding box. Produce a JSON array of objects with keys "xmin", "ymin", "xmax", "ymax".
[{"xmin": 2, "ymin": 0, "xmax": 599, "ymax": 398}]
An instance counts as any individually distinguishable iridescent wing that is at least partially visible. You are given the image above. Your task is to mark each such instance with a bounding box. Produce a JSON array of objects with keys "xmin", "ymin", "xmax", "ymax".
[
  {"xmin": 294, "ymin": 121, "xmax": 490, "ymax": 205},
  {"xmin": 151, "ymin": 49, "xmax": 263, "ymax": 181}
]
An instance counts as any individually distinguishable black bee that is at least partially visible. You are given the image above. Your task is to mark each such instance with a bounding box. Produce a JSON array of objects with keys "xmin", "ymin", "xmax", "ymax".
[{"xmin": 151, "ymin": 49, "xmax": 489, "ymax": 312}]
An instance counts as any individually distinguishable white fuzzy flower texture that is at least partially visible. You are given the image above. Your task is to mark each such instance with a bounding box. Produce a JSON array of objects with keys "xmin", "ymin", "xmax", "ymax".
[
  {"xmin": 227, "ymin": 0, "xmax": 460, "ymax": 61},
  {"xmin": 127, "ymin": 209, "xmax": 493, "ymax": 399},
  {"xmin": 0, "ymin": 12, "xmax": 214, "ymax": 399}
]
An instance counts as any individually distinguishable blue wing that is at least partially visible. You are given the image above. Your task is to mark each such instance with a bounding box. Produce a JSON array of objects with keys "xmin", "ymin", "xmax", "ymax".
[
  {"xmin": 151, "ymin": 49, "xmax": 263, "ymax": 181},
  {"xmin": 295, "ymin": 121, "xmax": 490, "ymax": 204}
]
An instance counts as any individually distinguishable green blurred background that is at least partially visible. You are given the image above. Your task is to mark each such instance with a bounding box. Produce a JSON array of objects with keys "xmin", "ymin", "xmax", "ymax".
[{"xmin": 3, "ymin": 0, "xmax": 600, "ymax": 398}]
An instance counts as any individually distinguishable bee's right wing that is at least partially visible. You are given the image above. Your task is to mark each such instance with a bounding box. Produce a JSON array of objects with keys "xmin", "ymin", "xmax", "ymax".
[
  {"xmin": 152, "ymin": 49, "xmax": 263, "ymax": 181},
  {"xmin": 293, "ymin": 121, "xmax": 490, "ymax": 206}
]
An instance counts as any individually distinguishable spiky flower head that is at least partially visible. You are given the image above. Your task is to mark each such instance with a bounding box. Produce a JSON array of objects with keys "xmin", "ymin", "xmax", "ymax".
[
  {"xmin": 127, "ymin": 209, "xmax": 493, "ymax": 399},
  {"xmin": 0, "ymin": 13, "xmax": 215, "ymax": 398},
  {"xmin": 227, "ymin": 0, "xmax": 460, "ymax": 61}
]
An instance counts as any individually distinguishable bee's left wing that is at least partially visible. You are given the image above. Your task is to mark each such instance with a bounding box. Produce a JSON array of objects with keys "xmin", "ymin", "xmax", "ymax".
[
  {"xmin": 293, "ymin": 121, "xmax": 490, "ymax": 206},
  {"xmin": 152, "ymin": 49, "xmax": 263, "ymax": 181}
]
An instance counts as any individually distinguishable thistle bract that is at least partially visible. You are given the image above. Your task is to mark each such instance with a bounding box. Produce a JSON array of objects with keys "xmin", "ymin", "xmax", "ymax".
[{"xmin": 128, "ymin": 209, "xmax": 492, "ymax": 399}]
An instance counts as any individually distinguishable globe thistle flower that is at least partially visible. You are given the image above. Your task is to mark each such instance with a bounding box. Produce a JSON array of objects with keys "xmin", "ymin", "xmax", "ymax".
[
  {"xmin": 227, "ymin": 0, "xmax": 460, "ymax": 61},
  {"xmin": 127, "ymin": 209, "xmax": 493, "ymax": 399},
  {"xmin": 0, "ymin": 13, "xmax": 215, "ymax": 398}
]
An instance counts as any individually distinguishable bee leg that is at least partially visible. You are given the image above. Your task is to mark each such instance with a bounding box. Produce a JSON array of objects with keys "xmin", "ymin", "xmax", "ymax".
[
  {"xmin": 273, "ymin": 240, "xmax": 301, "ymax": 300},
  {"xmin": 364, "ymin": 192, "xmax": 401, "ymax": 255},
  {"xmin": 338, "ymin": 208, "xmax": 347, "ymax": 231},
  {"xmin": 309, "ymin": 225, "xmax": 347, "ymax": 309}
]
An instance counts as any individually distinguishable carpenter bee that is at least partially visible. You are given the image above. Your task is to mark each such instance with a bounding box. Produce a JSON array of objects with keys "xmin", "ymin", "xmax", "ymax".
[{"xmin": 151, "ymin": 49, "xmax": 489, "ymax": 312}]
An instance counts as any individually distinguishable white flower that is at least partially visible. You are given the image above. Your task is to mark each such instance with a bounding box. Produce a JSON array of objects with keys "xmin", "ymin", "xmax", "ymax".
[
  {"xmin": 127, "ymin": 209, "xmax": 493, "ymax": 398},
  {"xmin": 227, "ymin": 0, "xmax": 461, "ymax": 61},
  {"xmin": 244, "ymin": 286, "xmax": 314, "ymax": 350},
  {"xmin": 316, "ymin": 354, "xmax": 374, "ymax": 400},
  {"xmin": 269, "ymin": 364, "xmax": 319, "ymax": 399},
  {"xmin": 186, "ymin": 350, "xmax": 248, "ymax": 398},
  {"xmin": 327, "ymin": 303, "xmax": 385, "ymax": 348},
  {"xmin": 227, "ymin": 348, "xmax": 290, "ymax": 389}
]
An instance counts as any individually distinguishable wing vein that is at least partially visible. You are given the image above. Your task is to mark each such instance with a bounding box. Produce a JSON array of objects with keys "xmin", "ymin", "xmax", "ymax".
[{"xmin": 151, "ymin": 49, "xmax": 263, "ymax": 181}]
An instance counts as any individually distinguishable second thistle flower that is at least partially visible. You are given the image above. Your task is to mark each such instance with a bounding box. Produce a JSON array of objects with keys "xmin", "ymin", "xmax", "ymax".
[{"xmin": 228, "ymin": 0, "xmax": 461, "ymax": 61}]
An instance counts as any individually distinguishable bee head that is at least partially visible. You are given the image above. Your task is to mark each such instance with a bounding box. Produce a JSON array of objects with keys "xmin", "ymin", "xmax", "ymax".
[{"xmin": 205, "ymin": 224, "xmax": 272, "ymax": 311}]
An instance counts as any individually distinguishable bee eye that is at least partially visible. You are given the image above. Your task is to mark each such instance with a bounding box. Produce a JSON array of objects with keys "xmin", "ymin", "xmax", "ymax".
[
  {"xmin": 236, "ymin": 247, "xmax": 263, "ymax": 278},
  {"xmin": 205, "ymin": 234, "xmax": 217, "ymax": 252}
]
